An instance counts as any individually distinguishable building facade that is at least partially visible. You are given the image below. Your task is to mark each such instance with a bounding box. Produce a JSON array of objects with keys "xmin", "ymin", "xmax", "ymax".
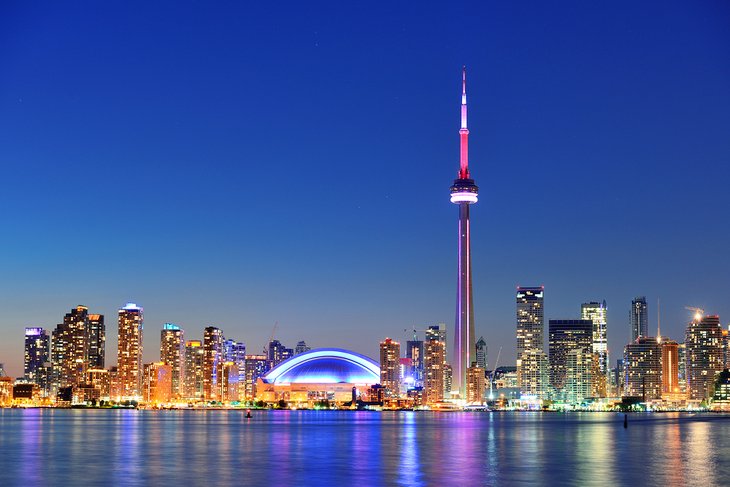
[
  {"xmin": 685, "ymin": 315, "xmax": 724, "ymax": 401},
  {"xmin": 581, "ymin": 301, "xmax": 607, "ymax": 377},
  {"xmin": 160, "ymin": 323, "xmax": 185, "ymax": 399},
  {"xmin": 624, "ymin": 337, "xmax": 662, "ymax": 400},
  {"xmin": 379, "ymin": 338, "xmax": 401, "ymax": 397},
  {"xmin": 203, "ymin": 326, "xmax": 224, "ymax": 401},
  {"xmin": 424, "ymin": 335, "xmax": 445, "ymax": 404},
  {"xmin": 630, "ymin": 296, "xmax": 648, "ymax": 342},
  {"xmin": 24, "ymin": 327, "xmax": 50, "ymax": 393},
  {"xmin": 117, "ymin": 303, "xmax": 144, "ymax": 399},
  {"xmin": 548, "ymin": 319, "xmax": 593, "ymax": 394}
]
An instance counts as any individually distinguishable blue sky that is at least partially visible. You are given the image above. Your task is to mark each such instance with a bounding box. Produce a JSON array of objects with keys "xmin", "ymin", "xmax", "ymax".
[{"xmin": 0, "ymin": 1, "xmax": 729, "ymax": 376}]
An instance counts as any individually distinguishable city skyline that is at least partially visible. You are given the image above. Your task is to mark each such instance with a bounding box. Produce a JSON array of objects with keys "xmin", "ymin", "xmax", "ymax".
[{"xmin": 1, "ymin": 2, "xmax": 730, "ymax": 377}]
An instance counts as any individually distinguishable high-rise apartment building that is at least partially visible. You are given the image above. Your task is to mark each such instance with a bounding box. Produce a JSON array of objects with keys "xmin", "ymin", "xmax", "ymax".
[
  {"xmin": 379, "ymin": 338, "xmax": 401, "ymax": 397},
  {"xmin": 222, "ymin": 362, "xmax": 239, "ymax": 402},
  {"xmin": 630, "ymin": 296, "xmax": 648, "ymax": 342},
  {"xmin": 143, "ymin": 362, "xmax": 172, "ymax": 404},
  {"xmin": 661, "ymin": 340, "xmax": 680, "ymax": 395},
  {"xmin": 624, "ymin": 337, "xmax": 662, "ymax": 400},
  {"xmin": 24, "ymin": 327, "xmax": 50, "ymax": 392},
  {"xmin": 243, "ymin": 354, "xmax": 268, "ymax": 400},
  {"xmin": 424, "ymin": 332, "xmax": 445, "ymax": 404},
  {"xmin": 517, "ymin": 286, "xmax": 545, "ymax": 364},
  {"xmin": 87, "ymin": 313, "xmax": 105, "ymax": 370},
  {"xmin": 475, "ymin": 336, "xmax": 487, "ymax": 370},
  {"xmin": 517, "ymin": 349, "xmax": 549, "ymax": 398},
  {"xmin": 548, "ymin": 319, "xmax": 593, "ymax": 393},
  {"xmin": 184, "ymin": 340, "xmax": 204, "ymax": 400},
  {"xmin": 117, "ymin": 303, "xmax": 144, "ymax": 399},
  {"xmin": 686, "ymin": 315, "xmax": 724, "ymax": 401},
  {"xmin": 224, "ymin": 339, "xmax": 246, "ymax": 387},
  {"xmin": 565, "ymin": 350, "xmax": 592, "ymax": 404},
  {"xmin": 406, "ymin": 339, "xmax": 424, "ymax": 386},
  {"xmin": 203, "ymin": 326, "xmax": 224, "ymax": 401},
  {"xmin": 466, "ymin": 362, "xmax": 486, "ymax": 403},
  {"xmin": 581, "ymin": 301, "xmax": 607, "ymax": 376},
  {"xmin": 160, "ymin": 323, "xmax": 185, "ymax": 399}
]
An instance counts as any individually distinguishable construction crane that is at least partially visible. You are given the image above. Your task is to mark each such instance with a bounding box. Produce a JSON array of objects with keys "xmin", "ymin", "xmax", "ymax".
[
  {"xmin": 262, "ymin": 321, "xmax": 278, "ymax": 354},
  {"xmin": 488, "ymin": 346, "xmax": 502, "ymax": 400},
  {"xmin": 685, "ymin": 306, "xmax": 704, "ymax": 322}
]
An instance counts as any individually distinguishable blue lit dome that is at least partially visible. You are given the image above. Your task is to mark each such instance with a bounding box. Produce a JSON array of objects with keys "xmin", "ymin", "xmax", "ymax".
[{"xmin": 262, "ymin": 348, "xmax": 380, "ymax": 384}]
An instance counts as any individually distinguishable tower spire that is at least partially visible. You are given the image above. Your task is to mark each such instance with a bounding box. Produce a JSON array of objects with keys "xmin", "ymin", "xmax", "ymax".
[{"xmin": 459, "ymin": 66, "xmax": 470, "ymax": 179}]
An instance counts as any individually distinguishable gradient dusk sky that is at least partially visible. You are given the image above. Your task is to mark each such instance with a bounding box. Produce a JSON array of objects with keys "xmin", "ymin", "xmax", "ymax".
[{"xmin": 1, "ymin": 1, "xmax": 728, "ymax": 377}]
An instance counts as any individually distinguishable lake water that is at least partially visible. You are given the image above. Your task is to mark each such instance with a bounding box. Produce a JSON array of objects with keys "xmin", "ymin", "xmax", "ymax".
[{"xmin": 0, "ymin": 409, "xmax": 728, "ymax": 486}]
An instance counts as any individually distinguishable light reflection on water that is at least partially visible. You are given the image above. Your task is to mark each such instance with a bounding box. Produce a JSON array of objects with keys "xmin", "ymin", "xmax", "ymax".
[{"xmin": 1, "ymin": 410, "xmax": 729, "ymax": 486}]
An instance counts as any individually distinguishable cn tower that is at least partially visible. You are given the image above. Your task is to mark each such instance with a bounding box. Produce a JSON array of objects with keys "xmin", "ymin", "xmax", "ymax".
[{"xmin": 450, "ymin": 67, "xmax": 478, "ymax": 399}]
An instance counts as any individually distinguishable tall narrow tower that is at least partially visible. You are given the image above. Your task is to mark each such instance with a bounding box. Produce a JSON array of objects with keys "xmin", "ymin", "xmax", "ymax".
[{"xmin": 450, "ymin": 67, "xmax": 479, "ymax": 398}]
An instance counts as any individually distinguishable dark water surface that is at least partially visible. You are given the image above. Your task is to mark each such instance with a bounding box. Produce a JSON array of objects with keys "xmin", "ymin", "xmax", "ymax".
[{"xmin": 0, "ymin": 409, "xmax": 728, "ymax": 486}]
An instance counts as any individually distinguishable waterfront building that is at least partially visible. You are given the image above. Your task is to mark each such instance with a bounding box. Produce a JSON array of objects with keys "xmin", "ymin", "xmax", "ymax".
[
  {"xmin": 117, "ymin": 303, "xmax": 144, "ymax": 399},
  {"xmin": 256, "ymin": 348, "xmax": 380, "ymax": 404},
  {"xmin": 424, "ymin": 334, "xmax": 445, "ymax": 404},
  {"xmin": 406, "ymin": 339, "xmax": 424, "ymax": 387},
  {"xmin": 678, "ymin": 343, "xmax": 687, "ymax": 393},
  {"xmin": 711, "ymin": 369, "xmax": 730, "ymax": 410},
  {"xmin": 686, "ymin": 315, "xmax": 724, "ymax": 401},
  {"xmin": 517, "ymin": 287, "xmax": 545, "ymax": 359},
  {"xmin": 143, "ymin": 362, "xmax": 172, "ymax": 404},
  {"xmin": 108, "ymin": 366, "xmax": 120, "ymax": 399},
  {"xmin": 548, "ymin": 319, "xmax": 593, "ymax": 393},
  {"xmin": 184, "ymin": 340, "xmax": 204, "ymax": 400},
  {"xmin": 86, "ymin": 368, "xmax": 111, "ymax": 398},
  {"xmin": 379, "ymin": 338, "xmax": 401, "ymax": 397},
  {"xmin": 443, "ymin": 364, "xmax": 453, "ymax": 399},
  {"xmin": 581, "ymin": 301, "xmax": 608, "ymax": 377},
  {"xmin": 222, "ymin": 361, "xmax": 240, "ymax": 402},
  {"xmin": 516, "ymin": 287, "xmax": 545, "ymax": 394},
  {"xmin": 203, "ymin": 326, "xmax": 224, "ymax": 401},
  {"xmin": 630, "ymin": 296, "xmax": 648, "ymax": 341},
  {"xmin": 661, "ymin": 340, "xmax": 680, "ymax": 395},
  {"xmin": 87, "ymin": 313, "xmax": 105, "ymax": 370},
  {"xmin": 243, "ymin": 354, "xmax": 269, "ymax": 400},
  {"xmin": 160, "ymin": 323, "xmax": 185, "ymax": 399},
  {"xmin": 224, "ymin": 339, "xmax": 246, "ymax": 390},
  {"xmin": 475, "ymin": 337, "xmax": 487, "ymax": 370},
  {"xmin": 517, "ymin": 349, "xmax": 549, "ymax": 399},
  {"xmin": 51, "ymin": 305, "xmax": 91, "ymax": 390},
  {"xmin": 624, "ymin": 337, "xmax": 662, "ymax": 400},
  {"xmin": 295, "ymin": 341, "xmax": 311, "ymax": 355},
  {"xmin": 450, "ymin": 68, "xmax": 479, "ymax": 399},
  {"xmin": 0, "ymin": 375, "xmax": 12, "ymax": 407},
  {"xmin": 466, "ymin": 362, "xmax": 486, "ymax": 403},
  {"xmin": 565, "ymin": 350, "xmax": 592, "ymax": 404},
  {"xmin": 24, "ymin": 327, "xmax": 50, "ymax": 393}
]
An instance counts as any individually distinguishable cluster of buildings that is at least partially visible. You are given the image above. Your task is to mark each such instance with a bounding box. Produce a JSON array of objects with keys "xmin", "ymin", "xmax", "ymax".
[
  {"xmin": 0, "ymin": 303, "xmax": 312, "ymax": 407},
  {"xmin": 509, "ymin": 291, "xmax": 730, "ymax": 410}
]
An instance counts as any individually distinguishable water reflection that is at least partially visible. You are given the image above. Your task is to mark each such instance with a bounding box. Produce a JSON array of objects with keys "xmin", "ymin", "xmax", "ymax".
[{"xmin": 1, "ymin": 410, "xmax": 729, "ymax": 485}]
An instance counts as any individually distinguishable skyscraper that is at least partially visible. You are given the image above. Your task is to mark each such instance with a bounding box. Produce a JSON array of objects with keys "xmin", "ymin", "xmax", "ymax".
[
  {"xmin": 160, "ymin": 323, "xmax": 185, "ymax": 399},
  {"xmin": 87, "ymin": 313, "xmax": 105, "ymax": 370},
  {"xmin": 268, "ymin": 340, "xmax": 293, "ymax": 368},
  {"xmin": 184, "ymin": 340, "xmax": 204, "ymax": 400},
  {"xmin": 424, "ymin": 334, "xmax": 445, "ymax": 404},
  {"xmin": 450, "ymin": 68, "xmax": 479, "ymax": 399},
  {"xmin": 24, "ymin": 327, "xmax": 50, "ymax": 392},
  {"xmin": 224, "ymin": 339, "xmax": 246, "ymax": 388},
  {"xmin": 686, "ymin": 314, "xmax": 724, "ymax": 401},
  {"xmin": 466, "ymin": 362, "xmax": 486, "ymax": 404},
  {"xmin": 51, "ymin": 305, "xmax": 91, "ymax": 390},
  {"xmin": 143, "ymin": 362, "xmax": 172, "ymax": 404},
  {"xmin": 475, "ymin": 336, "xmax": 487, "ymax": 370},
  {"xmin": 517, "ymin": 349, "xmax": 549, "ymax": 398},
  {"xmin": 203, "ymin": 326, "xmax": 224, "ymax": 401},
  {"xmin": 581, "ymin": 301, "xmax": 607, "ymax": 374},
  {"xmin": 548, "ymin": 319, "xmax": 593, "ymax": 393},
  {"xmin": 406, "ymin": 339, "xmax": 424, "ymax": 386},
  {"xmin": 661, "ymin": 340, "xmax": 680, "ymax": 395},
  {"xmin": 243, "ymin": 354, "xmax": 269, "ymax": 400},
  {"xmin": 516, "ymin": 287, "xmax": 545, "ymax": 357},
  {"xmin": 630, "ymin": 296, "xmax": 648, "ymax": 341},
  {"xmin": 517, "ymin": 286, "xmax": 544, "ymax": 394},
  {"xmin": 379, "ymin": 338, "xmax": 401, "ymax": 397},
  {"xmin": 117, "ymin": 303, "xmax": 144, "ymax": 399},
  {"xmin": 623, "ymin": 337, "xmax": 662, "ymax": 400}
]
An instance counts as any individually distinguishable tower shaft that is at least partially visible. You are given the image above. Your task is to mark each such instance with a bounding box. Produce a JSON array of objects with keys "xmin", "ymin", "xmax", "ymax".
[{"xmin": 450, "ymin": 67, "xmax": 479, "ymax": 399}]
